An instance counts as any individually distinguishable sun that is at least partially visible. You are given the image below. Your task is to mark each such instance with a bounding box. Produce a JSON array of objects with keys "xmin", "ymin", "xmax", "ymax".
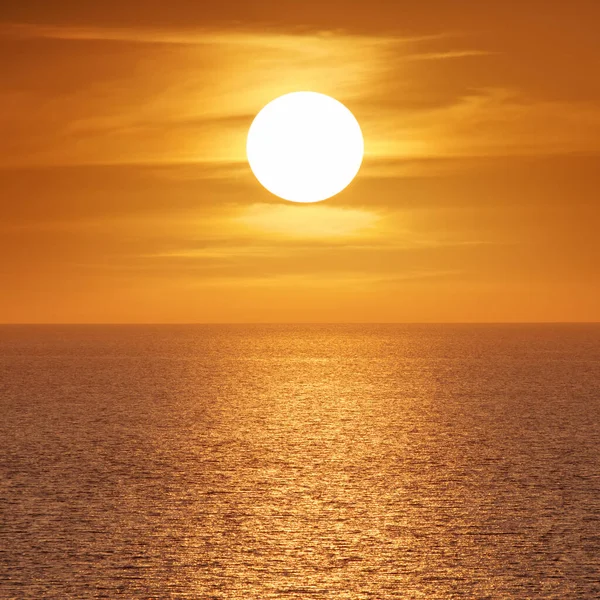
[{"xmin": 246, "ymin": 92, "xmax": 364, "ymax": 203}]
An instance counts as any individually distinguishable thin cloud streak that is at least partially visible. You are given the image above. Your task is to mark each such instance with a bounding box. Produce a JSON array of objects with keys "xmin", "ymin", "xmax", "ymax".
[
  {"xmin": 0, "ymin": 22, "xmax": 452, "ymax": 47},
  {"xmin": 403, "ymin": 50, "xmax": 492, "ymax": 61},
  {"xmin": 181, "ymin": 270, "xmax": 464, "ymax": 289}
]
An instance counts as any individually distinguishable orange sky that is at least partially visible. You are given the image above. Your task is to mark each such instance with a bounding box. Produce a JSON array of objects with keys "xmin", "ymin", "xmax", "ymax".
[{"xmin": 1, "ymin": 1, "xmax": 599, "ymax": 323}]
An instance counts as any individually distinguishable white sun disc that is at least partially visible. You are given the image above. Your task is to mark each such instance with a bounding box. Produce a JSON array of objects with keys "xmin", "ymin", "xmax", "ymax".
[{"xmin": 246, "ymin": 92, "xmax": 364, "ymax": 203}]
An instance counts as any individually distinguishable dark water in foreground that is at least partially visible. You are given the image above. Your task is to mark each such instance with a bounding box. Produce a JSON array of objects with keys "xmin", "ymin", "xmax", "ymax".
[{"xmin": 1, "ymin": 324, "xmax": 599, "ymax": 599}]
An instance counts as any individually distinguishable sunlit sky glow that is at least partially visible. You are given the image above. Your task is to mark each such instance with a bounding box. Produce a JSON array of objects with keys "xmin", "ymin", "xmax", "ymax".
[{"xmin": 1, "ymin": 1, "xmax": 599, "ymax": 322}]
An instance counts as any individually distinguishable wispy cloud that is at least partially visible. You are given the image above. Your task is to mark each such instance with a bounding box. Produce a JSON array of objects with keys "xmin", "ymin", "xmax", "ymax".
[
  {"xmin": 0, "ymin": 22, "xmax": 491, "ymax": 170},
  {"xmin": 2, "ymin": 21, "xmax": 599, "ymax": 177},
  {"xmin": 183, "ymin": 269, "xmax": 463, "ymax": 289},
  {"xmin": 236, "ymin": 203, "xmax": 381, "ymax": 239},
  {"xmin": 0, "ymin": 22, "xmax": 450, "ymax": 47},
  {"xmin": 402, "ymin": 50, "xmax": 492, "ymax": 61},
  {"xmin": 366, "ymin": 88, "xmax": 600, "ymax": 163}
]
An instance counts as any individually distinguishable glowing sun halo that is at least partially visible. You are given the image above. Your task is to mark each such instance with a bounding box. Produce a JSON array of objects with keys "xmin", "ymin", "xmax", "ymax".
[{"xmin": 247, "ymin": 92, "xmax": 364, "ymax": 203}]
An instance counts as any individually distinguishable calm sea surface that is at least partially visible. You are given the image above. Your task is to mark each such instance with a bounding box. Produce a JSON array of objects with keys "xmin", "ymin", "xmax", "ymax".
[{"xmin": 1, "ymin": 324, "xmax": 599, "ymax": 599}]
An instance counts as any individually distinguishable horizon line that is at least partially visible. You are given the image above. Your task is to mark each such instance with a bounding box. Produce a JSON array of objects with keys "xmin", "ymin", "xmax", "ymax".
[{"xmin": 0, "ymin": 321, "xmax": 598, "ymax": 326}]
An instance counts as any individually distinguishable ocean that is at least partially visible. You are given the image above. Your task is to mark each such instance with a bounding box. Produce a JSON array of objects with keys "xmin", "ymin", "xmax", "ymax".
[{"xmin": 1, "ymin": 324, "xmax": 599, "ymax": 598}]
